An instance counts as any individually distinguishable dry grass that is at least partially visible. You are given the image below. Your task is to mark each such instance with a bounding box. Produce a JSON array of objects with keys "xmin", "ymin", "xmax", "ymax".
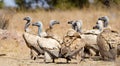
[
  {"xmin": 8, "ymin": 8, "xmax": 120, "ymax": 37},
  {"xmin": 0, "ymin": 10, "xmax": 14, "ymax": 29},
  {"xmin": 0, "ymin": 39, "xmax": 30, "ymax": 58}
]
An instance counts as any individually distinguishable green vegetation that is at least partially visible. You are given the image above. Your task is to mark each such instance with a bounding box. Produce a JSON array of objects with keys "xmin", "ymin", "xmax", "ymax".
[
  {"xmin": 0, "ymin": 0, "xmax": 3, "ymax": 8},
  {"xmin": 51, "ymin": 0, "xmax": 89, "ymax": 9},
  {"xmin": 0, "ymin": 0, "xmax": 120, "ymax": 10},
  {"xmin": 113, "ymin": 0, "xmax": 120, "ymax": 5}
]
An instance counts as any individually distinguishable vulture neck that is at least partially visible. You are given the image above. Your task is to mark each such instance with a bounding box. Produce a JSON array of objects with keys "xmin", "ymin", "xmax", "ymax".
[
  {"xmin": 25, "ymin": 20, "xmax": 31, "ymax": 32},
  {"xmin": 104, "ymin": 21, "xmax": 108, "ymax": 27},
  {"xmin": 99, "ymin": 25, "xmax": 104, "ymax": 32},
  {"xmin": 38, "ymin": 26, "xmax": 43, "ymax": 36}
]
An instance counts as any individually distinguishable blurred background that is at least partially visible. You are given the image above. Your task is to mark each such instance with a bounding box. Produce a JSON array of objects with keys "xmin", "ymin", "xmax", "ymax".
[
  {"xmin": 0, "ymin": 0, "xmax": 120, "ymax": 10},
  {"xmin": 0, "ymin": 0, "xmax": 120, "ymax": 35}
]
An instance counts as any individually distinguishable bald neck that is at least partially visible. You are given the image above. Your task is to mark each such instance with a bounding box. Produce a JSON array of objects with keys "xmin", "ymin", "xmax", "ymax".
[
  {"xmin": 24, "ymin": 20, "xmax": 31, "ymax": 32},
  {"xmin": 38, "ymin": 25, "xmax": 43, "ymax": 37}
]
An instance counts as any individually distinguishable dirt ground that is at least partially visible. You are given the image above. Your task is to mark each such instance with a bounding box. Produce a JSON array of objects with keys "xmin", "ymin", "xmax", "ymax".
[{"xmin": 0, "ymin": 55, "xmax": 119, "ymax": 66}]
